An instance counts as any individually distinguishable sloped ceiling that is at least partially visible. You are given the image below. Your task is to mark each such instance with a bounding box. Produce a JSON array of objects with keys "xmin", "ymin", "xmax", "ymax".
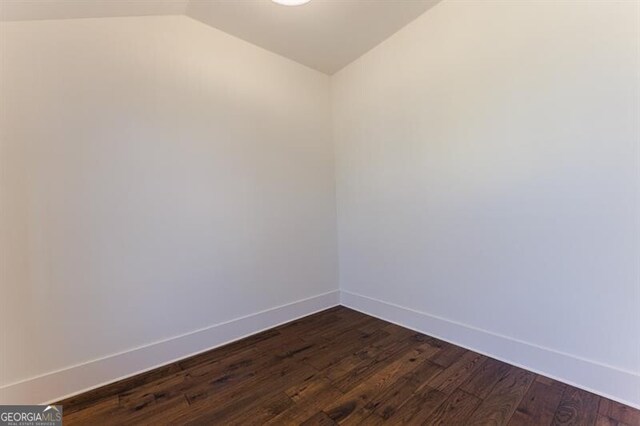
[{"xmin": 0, "ymin": 0, "xmax": 440, "ymax": 74}]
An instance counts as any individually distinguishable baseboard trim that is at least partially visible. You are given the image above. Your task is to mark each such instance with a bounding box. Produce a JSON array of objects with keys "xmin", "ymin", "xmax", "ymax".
[
  {"xmin": 0, "ymin": 290, "xmax": 340, "ymax": 405},
  {"xmin": 4, "ymin": 289, "xmax": 637, "ymax": 409},
  {"xmin": 340, "ymin": 290, "xmax": 640, "ymax": 409}
]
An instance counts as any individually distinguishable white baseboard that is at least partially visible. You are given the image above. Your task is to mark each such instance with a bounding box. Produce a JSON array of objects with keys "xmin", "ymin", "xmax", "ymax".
[
  {"xmin": 4, "ymin": 289, "xmax": 638, "ymax": 410},
  {"xmin": 0, "ymin": 290, "xmax": 340, "ymax": 405},
  {"xmin": 340, "ymin": 290, "xmax": 640, "ymax": 410}
]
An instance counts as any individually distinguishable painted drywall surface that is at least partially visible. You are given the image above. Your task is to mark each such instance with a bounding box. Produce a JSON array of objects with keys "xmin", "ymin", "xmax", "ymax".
[
  {"xmin": 0, "ymin": 15, "xmax": 337, "ymax": 387},
  {"xmin": 332, "ymin": 0, "xmax": 639, "ymax": 375}
]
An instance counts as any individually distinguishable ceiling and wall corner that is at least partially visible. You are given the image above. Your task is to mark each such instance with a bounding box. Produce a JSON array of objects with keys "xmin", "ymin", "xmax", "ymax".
[
  {"xmin": 0, "ymin": 0, "xmax": 441, "ymax": 74},
  {"xmin": 184, "ymin": 0, "xmax": 440, "ymax": 74}
]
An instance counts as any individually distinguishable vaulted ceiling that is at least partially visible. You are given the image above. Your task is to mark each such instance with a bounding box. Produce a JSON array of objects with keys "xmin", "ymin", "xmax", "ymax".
[{"xmin": 0, "ymin": 0, "xmax": 441, "ymax": 74}]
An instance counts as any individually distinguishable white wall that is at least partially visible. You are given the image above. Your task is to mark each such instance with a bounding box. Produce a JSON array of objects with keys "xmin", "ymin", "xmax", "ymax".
[
  {"xmin": 0, "ymin": 15, "xmax": 337, "ymax": 399},
  {"xmin": 333, "ymin": 0, "xmax": 639, "ymax": 406}
]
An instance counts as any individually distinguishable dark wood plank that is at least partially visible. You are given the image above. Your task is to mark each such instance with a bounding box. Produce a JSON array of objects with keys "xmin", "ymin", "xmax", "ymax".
[
  {"xmin": 216, "ymin": 391, "xmax": 293, "ymax": 426},
  {"xmin": 599, "ymin": 397, "xmax": 640, "ymax": 425},
  {"xmin": 315, "ymin": 311, "xmax": 386, "ymax": 341},
  {"xmin": 267, "ymin": 373, "xmax": 343, "ymax": 424},
  {"xmin": 113, "ymin": 395, "xmax": 190, "ymax": 425},
  {"xmin": 552, "ymin": 387, "xmax": 600, "ymax": 426},
  {"xmin": 180, "ymin": 359, "xmax": 317, "ymax": 424},
  {"xmin": 266, "ymin": 379, "xmax": 343, "ymax": 425},
  {"xmin": 323, "ymin": 343, "xmax": 440, "ymax": 424},
  {"xmin": 367, "ymin": 360, "xmax": 443, "ymax": 421},
  {"xmin": 302, "ymin": 327, "xmax": 390, "ymax": 371},
  {"xmin": 460, "ymin": 357, "xmax": 512, "ymax": 399},
  {"xmin": 468, "ymin": 366, "xmax": 536, "ymax": 425},
  {"xmin": 429, "ymin": 343, "xmax": 468, "ymax": 368},
  {"xmin": 63, "ymin": 396, "xmax": 119, "ymax": 425},
  {"xmin": 181, "ymin": 387, "xmax": 293, "ymax": 425},
  {"xmin": 379, "ymin": 385, "xmax": 448, "ymax": 424},
  {"xmin": 301, "ymin": 411, "xmax": 338, "ymax": 426},
  {"xmin": 58, "ymin": 363, "xmax": 183, "ymax": 415},
  {"xmin": 117, "ymin": 370, "xmax": 189, "ymax": 412},
  {"xmin": 595, "ymin": 414, "xmax": 621, "ymax": 426},
  {"xmin": 182, "ymin": 350, "xmax": 284, "ymax": 404},
  {"xmin": 424, "ymin": 388, "xmax": 482, "ymax": 425},
  {"xmin": 58, "ymin": 306, "xmax": 640, "ymax": 425},
  {"xmin": 322, "ymin": 325, "xmax": 414, "ymax": 381},
  {"xmin": 427, "ymin": 350, "xmax": 486, "ymax": 395},
  {"xmin": 328, "ymin": 335, "xmax": 417, "ymax": 393},
  {"xmin": 508, "ymin": 375, "xmax": 565, "ymax": 425}
]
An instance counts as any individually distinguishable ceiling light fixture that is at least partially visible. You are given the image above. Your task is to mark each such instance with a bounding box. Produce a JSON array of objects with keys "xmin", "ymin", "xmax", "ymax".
[{"xmin": 272, "ymin": 0, "xmax": 311, "ymax": 6}]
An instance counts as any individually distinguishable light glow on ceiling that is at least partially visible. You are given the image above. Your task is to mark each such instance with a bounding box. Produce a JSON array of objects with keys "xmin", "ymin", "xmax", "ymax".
[{"xmin": 272, "ymin": 0, "xmax": 312, "ymax": 6}]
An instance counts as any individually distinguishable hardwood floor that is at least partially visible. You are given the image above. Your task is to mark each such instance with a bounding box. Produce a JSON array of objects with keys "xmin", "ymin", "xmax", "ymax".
[{"xmin": 58, "ymin": 306, "xmax": 640, "ymax": 425}]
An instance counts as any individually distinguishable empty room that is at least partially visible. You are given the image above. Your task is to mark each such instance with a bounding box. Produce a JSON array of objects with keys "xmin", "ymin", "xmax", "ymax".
[{"xmin": 0, "ymin": 0, "xmax": 638, "ymax": 424}]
